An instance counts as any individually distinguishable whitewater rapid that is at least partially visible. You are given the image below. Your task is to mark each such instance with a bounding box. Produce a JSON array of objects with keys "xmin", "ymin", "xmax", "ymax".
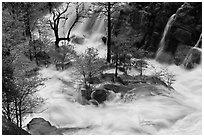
[{"xmin": 23, "ymin": 61, "xmax": 202, "ymax": 135}]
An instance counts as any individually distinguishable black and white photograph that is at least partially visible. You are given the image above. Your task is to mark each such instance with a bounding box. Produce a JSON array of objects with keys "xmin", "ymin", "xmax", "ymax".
[{"xmin": 2, "ymin": 1, "xmax": 202, "ymax": 135}]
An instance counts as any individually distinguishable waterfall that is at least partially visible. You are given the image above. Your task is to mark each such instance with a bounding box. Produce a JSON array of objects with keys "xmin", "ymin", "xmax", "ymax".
[
  {"xmin": 155, "ymin": 3, "xmax": 191, "ymax": 64},
  {"xmin": 194, "ymin": 33, "xmax": 202, "ymax": 48},
  {"xmin": 155, "ymin": 14, "xmax": 176, "ymax": 63},
  {"xmin": 157, "ymin": 14, "xmax": 176, "ymax": 52}
]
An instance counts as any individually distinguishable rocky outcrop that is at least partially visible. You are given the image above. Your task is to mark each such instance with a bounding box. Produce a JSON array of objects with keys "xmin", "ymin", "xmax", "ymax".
[
  {"xmin": 123, "ymin": 84, "xmax": 171, "ymax": 103},
  {"xmin": 2, "ymin": 116, "xmax": 30, "ymax": 135},
  {"xmin": 156, "ymin": 3, "xmax": 201, "ymax": 65},
  {"xmin": 102, "ymin": 83, "xmax": 132, "ymax": 94},
  {"xmin": 27, "ymin": 118, "xmax": 63, "ymax": 135},
  {"xmin": 79, "ymin": 72, "xmax": 173, "ymax": 105}
]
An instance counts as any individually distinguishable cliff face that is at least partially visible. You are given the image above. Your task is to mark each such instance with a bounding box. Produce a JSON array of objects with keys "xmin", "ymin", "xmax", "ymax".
[{"xmin": 2, "ymin": 116, "xmax": 30, "ymax": 135}]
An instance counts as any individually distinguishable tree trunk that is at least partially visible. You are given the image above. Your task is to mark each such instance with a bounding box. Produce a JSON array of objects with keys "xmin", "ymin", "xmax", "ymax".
[
  {"xmin": 14, "ymin": 99, "xmax": 19, "ymax": 127},
  {"xmin": 6, "ymin": 102, "xmax": 11, "ymax": 121},
  {"xmin": 19, "ymin": 101, "xmax": 22, "ymax": 128},
  {"xmin": 24, "ymin": 4, "xmax": 33, "ymax": 61},
  {"xmin": 29, "ymin": 43, "xmax": 33, "ymax": 61},
  {"xmin": 140, "ymin": 62, "xmax": 143, "ymax": 76},
  {"xmin": 107, "ymin": 2, "xmax": 111, "ymax": 63},
  {"xmin": 33, "ymin": 43, "xmax": 39, "ymax": 66},
  {"xmin": 115, "ymin": 53, "xmax": 118, "ymax": 78},
  {"xmin": 54, "ymin": 30, "xmax": 60, "ymax": 48}
]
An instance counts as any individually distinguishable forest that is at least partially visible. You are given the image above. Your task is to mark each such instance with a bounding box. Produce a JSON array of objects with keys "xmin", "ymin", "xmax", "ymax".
[{"xmin": 2, "ymin": 2, "xmax": 202, "ymax": 135}]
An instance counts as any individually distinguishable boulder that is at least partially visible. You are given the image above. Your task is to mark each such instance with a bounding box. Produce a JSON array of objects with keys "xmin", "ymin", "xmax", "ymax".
[
  {"xmin": 70, "ymin": 35, "xmax": 85, "ymax": 45},
  {"xmin": 100, "ymin": 73, "xmax": 115, "ymax": 82},
  {"xmin": 101, "ymin": 36, "xmax": 107, "ymax": 44},
  {"xmin": 183, "ymin": 47, "xmax": 201, "ymax": 69},
  {"xmin": 91, "ymin": 89, "xmax": 109, "ymax": 103},
  {"xmin": 27, "ymin": 118, "xmax": 62, "ymax": 135},
  {"xmin": 86, "ymin": 76, "xmax": 101, "ymax": 84},
  {"xmin": 2, "ymin": 116, "xmax": 30, "ymax": 135}
]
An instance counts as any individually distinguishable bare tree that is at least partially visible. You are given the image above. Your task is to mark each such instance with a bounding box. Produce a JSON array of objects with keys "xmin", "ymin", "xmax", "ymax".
[{"xmin": 48, "ymin": 2, "xmax": 87, "ymax": 48}]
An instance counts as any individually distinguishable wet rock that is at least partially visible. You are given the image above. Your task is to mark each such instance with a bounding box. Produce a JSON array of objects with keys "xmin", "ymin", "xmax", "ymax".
[
  {"xmin": 2, "ymin": 116, "xmax": 30, "ymax": 135},
  {"xmin": 81, "ymin": 86, "xmax": 92, "ymax": 100},
  {"xmin": 106, "ymin": 90, "xmax": 122, "ymax": 101},
  {"xmin": 100, "ymin": 73, "xmax": 115, "ymax": 82},
  {"xmin": 70, "ymin": 35, "xmax": 85, "ymax": 45},
  {"xmin": 123, "ymin": 75, "xmax": 168, "ymax": 88},
  {"xmin": 27, "ymin": 118, "xmax": 62, "ymax": 135},
  {"xmin": 91, "ymin": 89, "xmax": 109, "ymax": 103},
  {"xmin": 183, "ymin": 47, "xmax": 201, "ymax": 69},
  {"xmin": 86, "ymin": 76, "xmax": 101, "ymax": 84},
  {"xmin": 156, "ymin": 50, "xmax": 174, "ymax": 64},
  {"xmin": 101, "ymin": 36, "xmax": 107, "ymax": 44},
  {"xmin": 174, "ymin": 44, "xmax": 192, "ymax": 65},
  {"xmin": 123, "ymin": 84, "xmax": 171, "ymax": 102},
  {"xmin": 89, "ymin": 99, "xmax": 99, "ymax": 106},
  {"xmin": 102, "ymin": 83, "xmax": 132, "ymax": 95}
]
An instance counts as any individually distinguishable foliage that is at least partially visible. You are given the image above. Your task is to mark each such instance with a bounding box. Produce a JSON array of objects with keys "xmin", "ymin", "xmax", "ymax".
[
  {"xmin": 49, "ymin": 44, "xmax": 76, "ymax": 70},
  {"xmin": 3, "ymin": 46, "xmax": 45, "ymax": 128},
  {"xmin": 2, "ymin": 3, "xmax": 46, "ymax": 128},
  {"xmin": 73, "ymin": 48, "xmax": 105, "ymax": 86},
  {"xmin": 131, "ymin": 59, "xmax": 149, "ymax": 76},
  {"xmin": 152, "ymin": 67, "xmax": 176, "ymax": 87}
]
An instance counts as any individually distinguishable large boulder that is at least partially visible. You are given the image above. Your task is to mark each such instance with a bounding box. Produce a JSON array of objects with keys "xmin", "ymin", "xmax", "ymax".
[
  {"xmin": 183, "ymin": 47, "xmax": 201, "ymax": 69},
  {"xmin": 91, "ymin": 89, "xmax": 109, "ymax": 103},
  {"xmin": 70, "ymin": 35, "xmax": 85, "ymax": 45},
  {"xmin": 27, "ymin": 118, "xmax": 62, "ymax": 135},
  {"xmin": 2, "ymin": 116, "xmax": 30, "ymax": 135}
]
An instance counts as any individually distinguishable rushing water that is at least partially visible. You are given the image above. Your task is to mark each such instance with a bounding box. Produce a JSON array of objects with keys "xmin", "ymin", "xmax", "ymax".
[
  {"xmin": 155, "ymin": 13, "xmax": 176, "ymax": 63},
  {"xmin": 23, "ymin": 3, "xmax": 201, "ymax": 135},
  {"xmin": 23, "ymin": 60, "xmax": 202, "ymax": 135}
]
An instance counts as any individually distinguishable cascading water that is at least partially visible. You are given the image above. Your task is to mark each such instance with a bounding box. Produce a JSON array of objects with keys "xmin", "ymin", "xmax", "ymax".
[
  {"xmin": 23, "ymin": 61, "xmax": 202, "ymax": 135},
  {"xmin": 156, "ymin": 2, "xmax": 192, "ymax": 64},
  {"xmin": 23, "ymin": 3, "xmax": 201, "ymax": 135},
  {"xmin": 155, "ymin": 14, "xmax": 176, "ymax": 63}
]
